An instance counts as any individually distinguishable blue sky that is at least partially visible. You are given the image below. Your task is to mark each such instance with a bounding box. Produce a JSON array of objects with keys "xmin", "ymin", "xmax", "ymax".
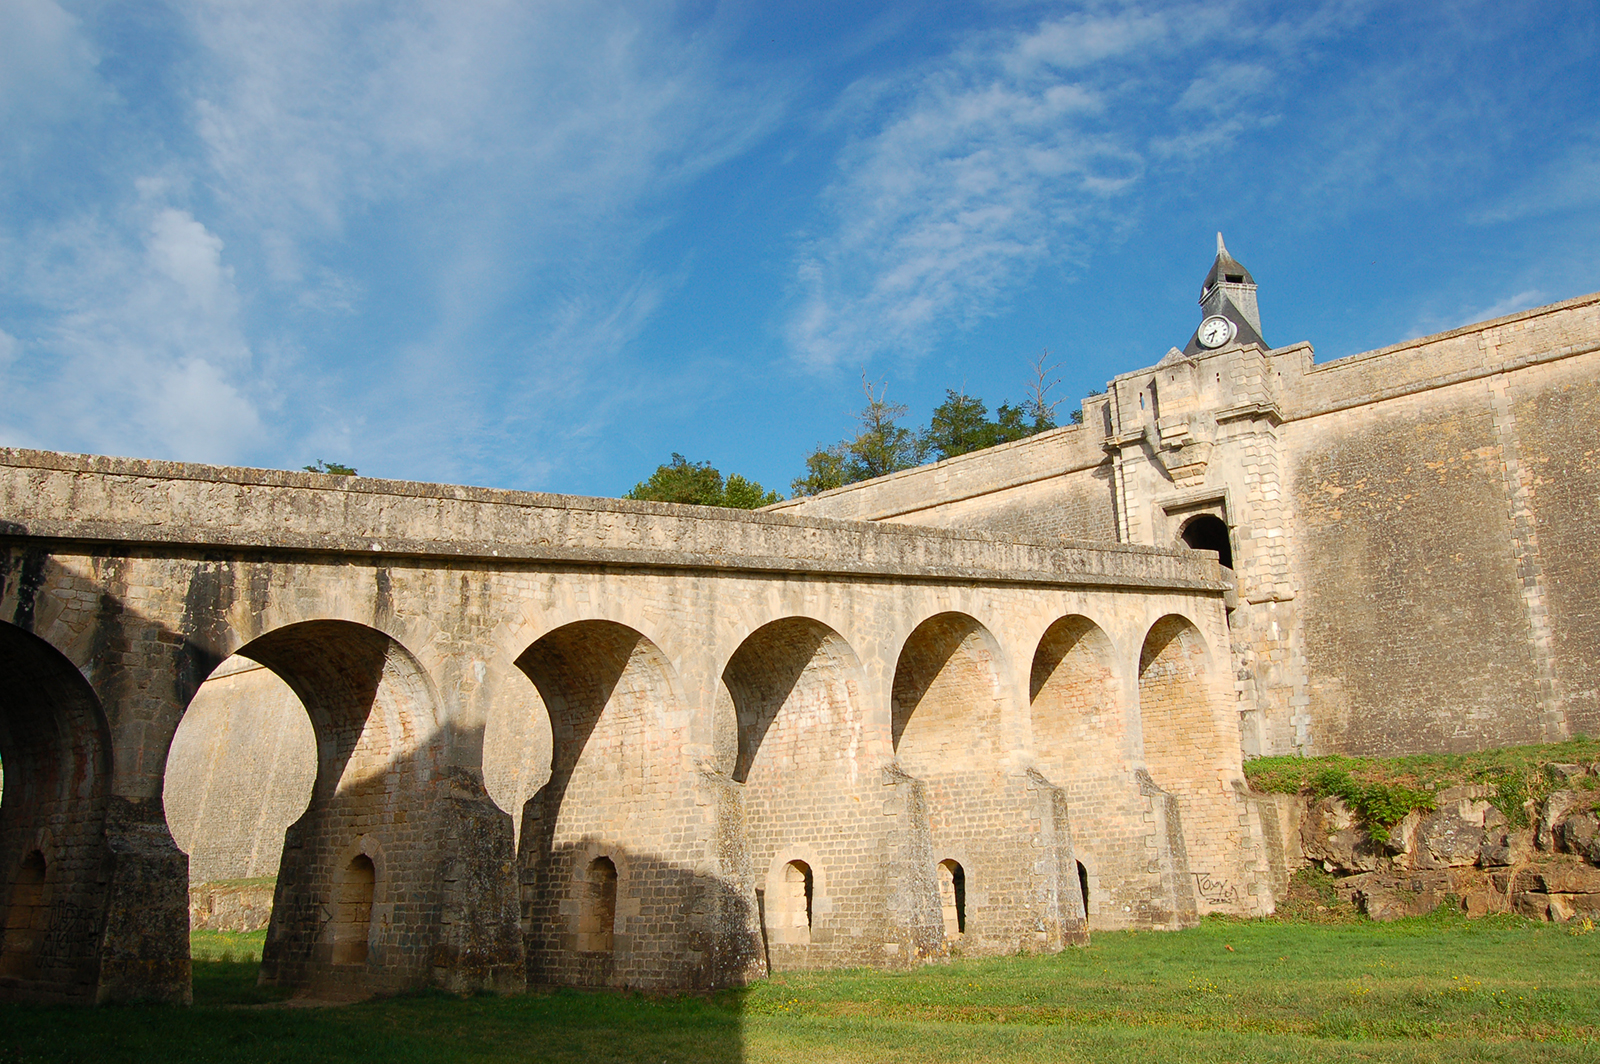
[{"xmin": 3, "ymin": 1, "xmax": 1597, "ymax": 498}]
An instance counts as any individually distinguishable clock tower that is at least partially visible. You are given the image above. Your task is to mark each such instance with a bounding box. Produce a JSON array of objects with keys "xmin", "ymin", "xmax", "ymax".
[{"xmin": 1183, "ymin": 233, "xmax": 1267, "ymax": 355}]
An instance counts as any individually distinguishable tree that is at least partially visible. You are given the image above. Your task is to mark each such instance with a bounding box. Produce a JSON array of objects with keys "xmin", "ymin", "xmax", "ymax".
[
  {"xmin": 722, "ymin": 473, "xmax": 783, "ymax": 510},
  {"xmin": 922, "ymin": 389, "xmax": 996, "ymax": 461},
  {"xmin": 1023, "ymin": 349, "xmax": 1064, "ymax": 431},
  {"xmin": 848, "ymin": 374, "xmax": 922, "ymax": 479},
  {"xmin": 791, "ymin": 374, "xmax": 923, "ymax": 496},
  {"xmin": 625, "ymin": 454, "xmax": 781, "ymax": 509},
  {"xmin": 304, "ymin": 460, "xmax": 357, "ymax": 475},
  {"xmin": 790, "ymin": 444, "xmax": 851, "ymax": 497}
]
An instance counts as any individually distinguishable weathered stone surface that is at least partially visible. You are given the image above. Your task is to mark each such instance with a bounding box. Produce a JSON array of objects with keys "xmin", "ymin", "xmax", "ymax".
[
  {"xmin": 1348, "ymin": 871, "xmax": 1451, "ymax": 922},
  {"xmin": 1301, "ymin": 797, "xmax": 1387, "ymax": 873},
  {"xmin": 1555, "ymin": 812, "xmax": 1600, "ymax": 864},
  {"xmin": 781, "ymin": 285, "xmax": 1600, "ymax": 760},
  {"xmin": 190, "ymin": 882, "xmax": 275, "ymax": 933},
  {"xmin": 1410, "ymin": 799, "xmax": 1493, "ymax": 870},
  {"xmin": 1538, "ymin": 791, "xmax": 1584, "ymax": 851},
  {"xmin": 1480, "ymin": 827, "xmax": 1534, "ymax": 868},
  {"xmin": 0, "ymin": 447, "xmax": 1267, "ymax": 1005}
]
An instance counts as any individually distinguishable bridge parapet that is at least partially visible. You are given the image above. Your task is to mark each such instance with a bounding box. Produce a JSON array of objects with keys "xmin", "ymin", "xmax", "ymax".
[{"xmin": 0, "ymin": 448, "xmax": 1222, "ymax": 591}]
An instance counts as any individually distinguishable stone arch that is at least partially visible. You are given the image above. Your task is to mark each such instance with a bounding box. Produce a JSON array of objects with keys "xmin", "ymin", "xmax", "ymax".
[
  {"xmin": 1138, "ymin": 614, "xmax": 1240, "ymax": 913},
  {"xmin": 0, "ymin": 620, "xmax": 112, "ymax": 1002},
  {"xmin": 891, "ymin": 613, "xmax": 1084, "ymax": 955},
  {"xmin": 513, "ymin": 620, "xmax": 696, "ymax": 988},
  {"xmin": 1029, "ymin": 615, "xmax": 1122, "ymax": 780},
  {"xmin": 177, "ymin": 620, "xmax": 442, "ymax": 994},
  {"xmin": 720, "ymin": 617, "xmax": 878, "ymax": 971},
  {"xmin": 163, "ymin": 655, "xmax": 317, "ymax": 887},
  {"xmin": 891, "ymin": 612, "xmax": 1010, "ymax": 775},
  {"xmin": 1179, "ymin": 514, "xmax": 1234, "ymax": 569},
  {"xmin": 760, "ymin": 849, "xmax": 828, "ymax": 950},
  {"xmin": 1138, "ymin": 614, "xmax": 1220, "ymax": 795},
  {"xmin": 937, "ymin": 858, "xmax": 966, "ymax": 939}
]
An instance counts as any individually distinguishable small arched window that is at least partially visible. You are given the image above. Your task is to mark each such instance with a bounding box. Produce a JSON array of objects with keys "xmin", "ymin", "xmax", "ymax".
[
  {"xmin": 782, "ymin": 860, "xmax": 813, "ymax": 945},
  {"xmin": 938, "ymin": 859, "xmax": 966, "ymax": 938},
  {"xmin": 578, "ymin": 856, "xmax": 617, "ymax": 953},
  {"xmin": 332, "ymin": 853, "xmax": 375, "ymax": 966},
  {"xmin": 1180, "ymin": 514, "xmax": 1234, "ymax": 570},
  {"xmin": 1, "ymin": 851, "xmax": 47, "ymax": 977}
]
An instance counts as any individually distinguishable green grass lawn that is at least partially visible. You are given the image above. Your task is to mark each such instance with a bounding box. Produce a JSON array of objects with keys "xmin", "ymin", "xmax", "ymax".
[{"xmin": 2, "ymin": 909, "xmax": 1596, "ymax": 1063}]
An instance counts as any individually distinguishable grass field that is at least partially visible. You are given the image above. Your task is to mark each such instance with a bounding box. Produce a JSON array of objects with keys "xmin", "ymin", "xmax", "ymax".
[{"xmin": 2, "ymin": 906, "xmax": 1596, "ymax": 1063}]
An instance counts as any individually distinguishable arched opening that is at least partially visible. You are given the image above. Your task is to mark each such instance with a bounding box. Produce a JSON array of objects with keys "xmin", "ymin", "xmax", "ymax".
[
  {"xmin": 0, "ymin": 620, "xmax": 112, "ymax": 1002},
  {"xmin": 1077, "ymin": 861, "xmax": 1090, "ymax": 916},
  {"xmin": 1179, "ymin": 514, "xmax": 1233, "ymax": 570},
  {"xmin": 1029, "ymin": 616, "xmax": 1120, "ymax": 779},
  {"xmin": 719, "ymin": 617, "xmax": 863, "ymax": 970},
  {"xmin": 0, "ymin": 852, "xmax": 46, "ymax": 978},
  {"xmin": 1029, "ymin": 616, "xmax": 1144, "ymax": 929},
  {"xmin": 163, "ymin": 655, "xmax": 315, "ymax": 936},
  {"xmin": 578, "ymin": 857, "xmax": 617, "ymax": 954},
  {"xmin": 893, "ymin": 613, "xmax": 1051, "ymax": 954},
  {"xmin": 331, "ymin": 854, "xmax": 374, "ymax": 966},
  {"xmin": 1139, "ymin": 615, "xmax": 1238, "ymax": 913},
  {"xmin": 937, "ymin": 859, "xmax": 965, "ymax": 938},
  {"xmin": 170, "ymin": 620, "xmax": 440, "ymax": 994},
  {"xmin": 892, "ymin": 613, "xmax": 1008, "ymax": 775},
  {"xmin": 512, "ymin": 621, "xmax": 689, "ymax": 987},
  {"xmin": 773, "ymin": 860, "xmax": 812, "ymax": 946}
]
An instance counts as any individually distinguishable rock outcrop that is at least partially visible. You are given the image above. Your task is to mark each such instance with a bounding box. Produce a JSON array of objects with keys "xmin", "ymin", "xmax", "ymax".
[{"xmin": 1264, "ymin": 766, "xmax": 1600, "ymax": 922}]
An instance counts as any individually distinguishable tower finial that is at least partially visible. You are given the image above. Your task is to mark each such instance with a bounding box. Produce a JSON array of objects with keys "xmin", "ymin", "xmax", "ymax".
[{"xmin": 1216, "ymin": 231, "xmax": 1226, "ymax": 256}]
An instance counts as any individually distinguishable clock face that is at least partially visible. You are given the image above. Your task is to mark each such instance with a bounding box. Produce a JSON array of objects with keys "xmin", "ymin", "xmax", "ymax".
[{"xmin": 1197, "ymin": 315, "xmax": 1235, "ymax": 349}]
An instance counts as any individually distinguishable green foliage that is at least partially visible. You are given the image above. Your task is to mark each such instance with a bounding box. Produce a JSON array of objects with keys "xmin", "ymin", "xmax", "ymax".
[
  {"xmin": 1246, "ymin": 738, "xmax": 1600, "ymax": 840},
  {"xmin": 625, "ymin": 454, "xmax": 781, "ymax": 509},
  {"xmin": 792, "ymin": 357, "xmax": 1082, "ymax": 495},
  {"xmin": 1305, "ymin": 767, "xmax": 1434, "ymax": 842},
  {"xmin": 304, "ymin": 459, "xmax": 357, "ymax": 475},
  {"xmin": 791, "ymin": 376, "xmax": 923, "ymax": 496}
]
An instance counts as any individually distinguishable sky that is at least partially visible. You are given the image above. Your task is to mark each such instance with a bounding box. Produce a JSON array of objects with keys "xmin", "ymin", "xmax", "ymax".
[{"xmin": 2, "ymin": 1, "xmax": 1597, "ymax": 499}]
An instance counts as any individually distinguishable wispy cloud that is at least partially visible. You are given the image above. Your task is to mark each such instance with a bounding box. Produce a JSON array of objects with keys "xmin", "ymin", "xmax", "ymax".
[
  {"xmin": 782, "ymin": 1, "xmax": 1397, "ymax": 371},
  {"xmin": 0, "ymin": 1, "xmax": 783, "ymax": 482},
  {"xmin": 2, "ymin": 194, "xmax": 265, "ymax": 461}
]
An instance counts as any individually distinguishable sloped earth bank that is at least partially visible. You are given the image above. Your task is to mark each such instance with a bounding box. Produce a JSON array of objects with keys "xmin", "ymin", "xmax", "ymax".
[{"xmin": 1248, "ymin": 740, "xmax": 1600, "ymax": 922}]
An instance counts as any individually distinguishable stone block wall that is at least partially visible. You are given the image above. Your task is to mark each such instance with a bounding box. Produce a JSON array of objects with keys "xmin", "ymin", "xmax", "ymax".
[
  {"xmin": 0, "ymin": 448, "xmax": 1258, "ymax": 1003},
  {"xmin": 163, "ymin": 657, "xmax": 314, "ymax": 883}
]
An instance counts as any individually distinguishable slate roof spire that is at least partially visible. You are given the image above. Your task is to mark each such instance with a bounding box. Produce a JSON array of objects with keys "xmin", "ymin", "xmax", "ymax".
[{"xmin": 1183, "ymin": 232, "xmax": 1266, "ymax": 355}]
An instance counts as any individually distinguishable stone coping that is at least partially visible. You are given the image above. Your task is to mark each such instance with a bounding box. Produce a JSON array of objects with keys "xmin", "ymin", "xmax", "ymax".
[{"xmin": 0, "ymin": 448, "xmax": 1224, "ymax": 592}]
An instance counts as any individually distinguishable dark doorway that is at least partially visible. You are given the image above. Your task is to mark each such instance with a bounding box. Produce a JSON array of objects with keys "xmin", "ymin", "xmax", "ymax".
[{"xmin": 1180, "ymin": 515, "xmax": 1233, "ymax": 569}]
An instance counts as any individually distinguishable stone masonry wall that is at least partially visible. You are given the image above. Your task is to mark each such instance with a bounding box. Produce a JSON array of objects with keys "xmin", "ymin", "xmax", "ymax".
[
  {"xmin": 163, "ymin": 657, "xmax": 315, "ymax": 884},
  {"xmin": 0, "ymin": 447, "xmax": 1253, "ymax": 1003}
]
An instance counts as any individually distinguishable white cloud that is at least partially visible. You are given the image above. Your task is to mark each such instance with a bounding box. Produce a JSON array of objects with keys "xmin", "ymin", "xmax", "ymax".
[
  {"xmin": 1405, "ymin": 289, "xmax": 1547, "ymax": 341},
  {"xmin": 786, "ymin": 11, "xmax": 1176, "ymax": 369},
  {"xmin": 0, "ymin": 0, "xmax": 103, "ymax": 128},
  {"xmin": 3, "ymin": 199, "xmax": 264, "ymax": 462},
  {"xmin": 782, "ymin": 1, "xmax": 1392, "ymax": 371}
]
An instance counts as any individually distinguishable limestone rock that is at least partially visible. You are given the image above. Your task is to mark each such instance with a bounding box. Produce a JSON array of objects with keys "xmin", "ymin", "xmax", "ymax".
[
  {"xmin": 1349, "ymin": 872, "xmax": 1449, "ymax": 921},
  {"xmin": 1462, "ymin": 890, "xmax": 1510, "ymax": 916},
  {"xmin": 1545, "ymin": 763, "xmax": 1587, "ymax": 782},
  {"xmin": 1480, "ymin": 826, "xmax": 1534, "ymax": 867},
  {"xmin": 1538, "ymin": 791, "xmax": 1583, "ymax": 851},
  {"xmin": 1515, "ymin": 892, "xmax": 1552, "ymax": 920},
  {"xmin": 1555, "ymin": 811, "xmax": 1600, "ymax": 864},
  {"xmin": 1529, "ymin": 862, "xmax": 1600, "ymax": 894},
  {"xmin": 1301, "ymin": 797, "xmax": 1389, "ymax": 873},
  {"xmin": 1410, "ymin": 798, "xmax": 1492, "ymax": 869}
]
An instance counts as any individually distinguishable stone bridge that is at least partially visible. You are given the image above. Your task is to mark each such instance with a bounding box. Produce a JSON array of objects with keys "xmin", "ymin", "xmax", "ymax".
[{"xmin": 0, "ymin": 448, "xmax": 1274, "ymax": 1004}]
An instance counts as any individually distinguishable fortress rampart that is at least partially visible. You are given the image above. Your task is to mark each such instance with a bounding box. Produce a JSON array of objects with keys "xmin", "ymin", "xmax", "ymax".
[{"xmin": 0, "ymin": 448, "xmax": 1269, "ymax": 1003}]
